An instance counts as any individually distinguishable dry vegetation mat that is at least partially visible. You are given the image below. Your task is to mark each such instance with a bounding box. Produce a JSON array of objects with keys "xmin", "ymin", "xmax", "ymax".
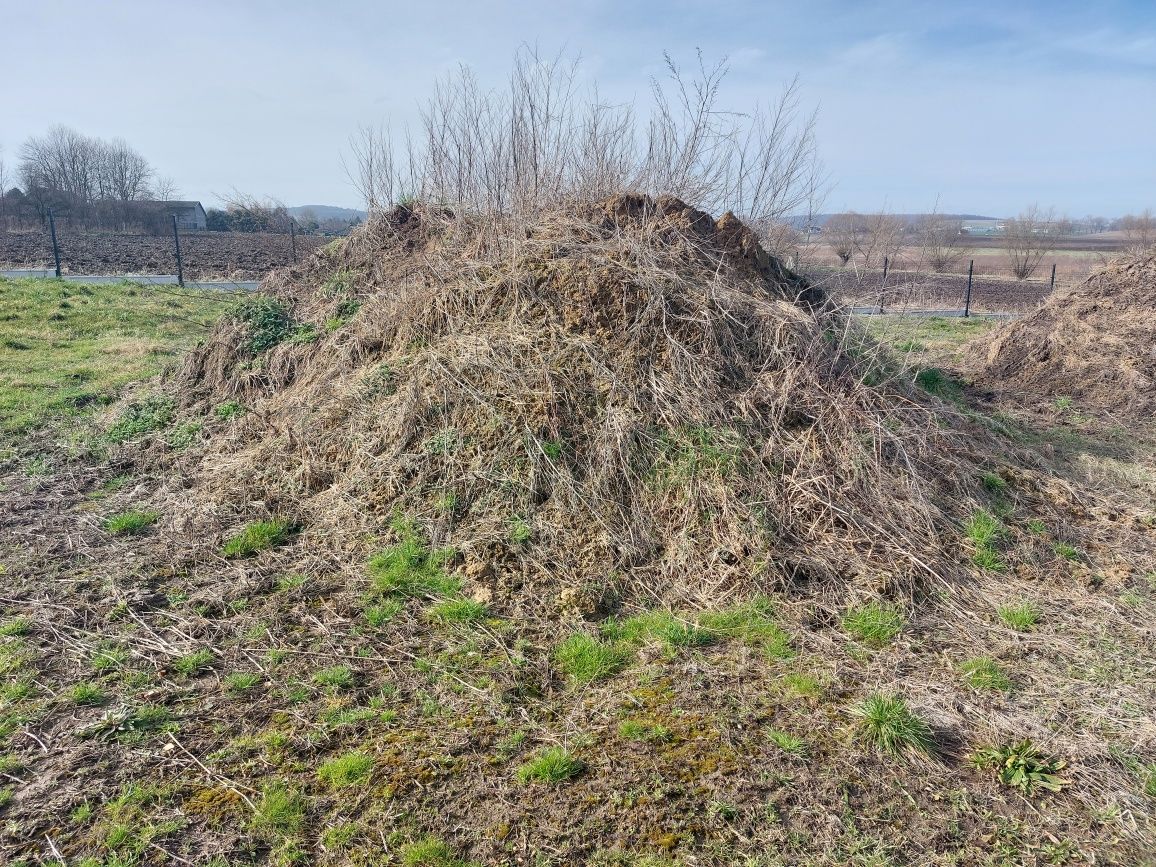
[
  {"xmin": 1, "ymin": 201, "xmax": 1155, "ymax": 865},
  {"xmin": 968, "ymin": 246, "xmax": 1156, "ymax": 417}
]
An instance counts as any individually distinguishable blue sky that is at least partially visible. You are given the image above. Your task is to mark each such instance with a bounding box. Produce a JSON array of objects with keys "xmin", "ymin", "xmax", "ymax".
[{"xmin": 2, "ymin": 0, "xmax": 1153, "ymax": 216}]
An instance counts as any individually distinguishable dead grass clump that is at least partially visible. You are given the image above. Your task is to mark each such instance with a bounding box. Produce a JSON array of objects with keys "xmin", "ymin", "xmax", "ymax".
[{"xmin": 968, "ymin": 245, "xmax": 1156, "ymax": 417}]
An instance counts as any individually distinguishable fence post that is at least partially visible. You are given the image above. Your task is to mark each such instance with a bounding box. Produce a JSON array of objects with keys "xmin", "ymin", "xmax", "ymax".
[
  {"xmin": 879, "ymin": 255, "xmax": 888, "ymax": 314},
  {"xmin": 290, "ymin": 220, "xmax": 297, "ymax": 264},
  {"xmin": 963, "ymin": 259, "xmax": 974, "ymax": 318},
  {"xmin": 171, "ymin": 215, "xmax": 184, "ymax": 287},
  {"xmin": 1049, "ymin": 262, "xmax": 1056, "ymax": 292},
  {"xmin": 48, "ymin": 209, "xmax": 62, "ymax": 278}
]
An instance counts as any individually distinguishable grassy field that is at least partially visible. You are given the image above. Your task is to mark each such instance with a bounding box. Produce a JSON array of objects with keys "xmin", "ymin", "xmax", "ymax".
[
  {"xmin": 1, "ymin": 284, "xmax": 1154, "ymax": 865},
  {"xmin": 0, "ymin": 277, "xmax": 232, "ymax": 440}
]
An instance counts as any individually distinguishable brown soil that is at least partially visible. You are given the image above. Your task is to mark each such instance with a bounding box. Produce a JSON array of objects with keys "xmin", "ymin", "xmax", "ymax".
[
  {"xmin": 966, "ymin": 246, "xmax": 1156, "ymax": 418},
  {"xmin": 0, "ymin": 229, "xmax": 327, "ymax": 280}
]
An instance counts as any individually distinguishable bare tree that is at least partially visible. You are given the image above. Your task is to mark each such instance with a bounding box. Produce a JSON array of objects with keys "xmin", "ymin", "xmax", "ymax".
[
  {"xmin": 152, "ymin": 175, "xmax": 180, "ymax": 201},
  {"xmin": 825, "ymin": 212, "xmax": 859, "ymax": 265},
  {"xmin": 1003, "ymin": 205, "xmax": 1058, "ymax": 280},
  {"xmin": 100, "ymin": 138, "xmax": 153, "ymax": 201},
  {"xmin": 1120, "ymin": 209, "xmax": 1154, "ymax": 249},
  {"xmin": 854, "ymin": 211, "xmax": 905, "ymax": 270},
  {"xmin": 915, "ymin": 212, "xmax": 965, "ymax": 272},
  {"xmin": 348, "ymin": 46, "xmax": 825, "ymax": 227}
]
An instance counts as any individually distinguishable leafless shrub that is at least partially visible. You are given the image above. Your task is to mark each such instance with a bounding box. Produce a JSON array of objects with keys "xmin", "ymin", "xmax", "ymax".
[
  {"xmin": 825, "ymin": 212, "xmax": 859, "ymax": 265},
  {"xmin": 915, "ymin": 213, "xmax": 966, "ymax": 272},
  {"xmin": 1004, "ymin": 205, "xmax": 1058, "ymax": 280},
  {"xmin": 349, "ymin": 47, "xmax": 824, "ymax": 228},
  {"xmin": 1120, "ymin": 209, "xmax": 1154, "ymax": 250}
]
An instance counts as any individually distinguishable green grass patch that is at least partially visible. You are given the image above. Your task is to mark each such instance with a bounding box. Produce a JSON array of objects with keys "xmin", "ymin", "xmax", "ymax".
[
  {"xmin": 1053, "ymin": 542, "xmax": 1081, "ymax": 561},
  {"xmin": 172, "ymin": 649, "xmax": 214, "ymax": 677},
  {"xmin": 841, "ymin": 601, "xmax": 904, "ymax": 647},
  {"xmin": 426, "ymin": 597, "xmax": 488, "ymax": 624},
  {"xmin": 364, "ymin": 599, "xmax": 404, "ymax": 627},
  {"xmin": 225, "ymin": 672, "xmax": 262, "ymax": 693},
  {"xmin": 312, "ymin": 665, "xmax": 355, "ymax": 691},
  {"xmin": 69, "ymin": 682, "xmax": 109, "ymax": 705},
  {"xmin": 602, "ymin": 610, "xmax": 714, "ymax": 651},
  {"xmin": 766, "ymin": 728, "xmax": 809, "ymax": 758},
  {"xmin": 698, "ymin": 596, "xmax": 793, "ymax": 658},
  {"xmin": 0, "ymin": 277, "xmax": 228, "ymax": 439},
  {"xmin": 401, "ymin": 836, "xmax": 477, "ymax": 867},
  {"xmin": 958, "ymin": 656, "xmax": 1012, "ymax": 690},
  {"xmin": 618, "ymin": 719, "xmax": 672, "ymax": 743},
  {"xmin": 555, "ymin": 633, "xmax": 627, "ymax": 684},
  {"xmin": 965, "ymin": 509, "xmax": 1006, "ymax": 571},
  {"xmin": 251, "ymin": 781, "xmax": 306, "ymax": 834},
  {"xmin": 368, "ymin": 520, "xmax": 459, "ymax": 598},
  {"xmin": 221, "ymin": 520, "xmax": 295, "ymax": 557},
  {"xmin": 852, "ymin": 693, "xmax": 935, "ymax": 756},
  {"xmin": 0, "ymin": 618, "xmax": 30, "ymax": 638},
  {"xmin": 106, "ymin": 395, "xmax": 175, "ymax": 443},
  {"xmin": 104, "ymin": 509, "xmax": 159, "ymax": 535},
  {"xmin": 516, "ymin": 746, "xmax": 584, "ymax": 784},
  {"xmin": 997, "ymin": 601, "xmax": 1041, "ymax": 631},
  {"xmin": 318, "ymin": 751, "xmax": 374, "ymax": 788}
]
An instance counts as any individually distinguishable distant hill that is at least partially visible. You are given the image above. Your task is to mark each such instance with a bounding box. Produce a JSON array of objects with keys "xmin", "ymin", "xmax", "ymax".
[
  {"xmin": 789, "ymin": 213, "xmax": 998, "ymax": 229},
  {"xmin": 288, "ymin": 205, "xmax": 366, "ymax": 222}
]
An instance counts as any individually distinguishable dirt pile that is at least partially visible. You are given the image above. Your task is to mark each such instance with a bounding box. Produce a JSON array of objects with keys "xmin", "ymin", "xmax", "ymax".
[
  {"xmin": 167, "ymin": 194, "xmax": 1004, "ymax": 611},
  {"xmin": 968, "ymin": 247, "xmax": 1156, "ymax": 417}
]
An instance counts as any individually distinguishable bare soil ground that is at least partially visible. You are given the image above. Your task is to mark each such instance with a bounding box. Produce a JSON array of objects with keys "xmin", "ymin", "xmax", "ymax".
[{"xmin": 0, "ymin": 230, "xmax": 328, "ymax": 280}]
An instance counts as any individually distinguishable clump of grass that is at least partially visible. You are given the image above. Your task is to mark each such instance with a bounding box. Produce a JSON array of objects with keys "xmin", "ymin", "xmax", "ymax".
[
  {"xmin": 364, "ymin": 600, "xmax": 404, "ymax": 627},
  {"xmin": 318, "ymin": 751, "xmax": 374, "ymax": 788},
  {"xmin": 997, "ymin": 601, "xmax": 1041, "ymax": 632},
  {"xmin": 766, "ymin": 728, "xmax": 809, "ymax": 758},
  {"xmin": 251, "ymin": 781, "xmax": 306, "ymax": 834},
  {"xmin": 172, "ymin": 649, "xmax": 214, "ymax": 677},
  {"xmin": 368, "ymin": 520, "xmax": 459, "ymax": 598},
  {"xmin": 91, "ymin": 643, "xmax": 129, "ymax": 672},
  {"xmin": 69, "ymin": 682, "xmax": 109, "ymax": 705},
  {"xmin": 841, "ymin": 601, "xmax": 904, "ymax": 647},
  {"xmin": 1052, "ymin": 542, "xmax": 1081, "ymax": 562},
  {"xmin": 958, "ymin": 657, "xmax": 1012, "ymax": 691},
  {"xmin": 852, "ymin": 693, "xmax": 935, "ymax": 756},
  {"xmin": 603, "ymin": 610, "xmax": 714, "ymax": 651},
  {"xmin": 965, "ymin": 509, "xmax": 1006, "ymax": 571},
  {"xmin": 106, "ymin": 395, "xmax": 175, "ymax": 443},
  {"xmin": 104, "ymin": 509, "xmax": 159, "ymax": 535},
  {"xmin": 970, "ymin": 740, "xmax": 1066, "ymax": 795},
  {"xmin": 221, "ymin": 520, "xmax": 295, "ymax": 558},
  {"xmin": 618, "ymin": 720, "xmax": 672, "ymax": 743},
  {"xmin": 698, "ymin": 596, "xmax": 793, "ymax": 658},
  {"xmin": 555, "ymin": 633, "xmax": 627, "ymax": 684},
  {"xmin": 781, "ymin": 672, "xmax": 822, "ymax": 701},
  {"xmin": 226, "ymin": 672, "xmax": 262, "ymax": 693},
  {"xmin": 234, "ymin": 295, "xmax": 299, "ymax": 353},
  {"xmin": 516, "ymin": 746, "xmax": 584, "ymax": 784},
  {"xmin": 275, "ymin": 573, "xmax": 308, "ymax": 592},
  {"xmin": 0, "ymin": 618, "xmax": 30, "ymax": 638},
  {"xmin": 401, "ymin": 836, "xmax": 476, "ymax": 867},
  {"xmin": 426, "ymin": 597, "xmax": 487, "ymax": 624},
  {"xmin": 981, "ymin": 472, "xmax": 1007, "ymax": 493},
  {"xmin": 312, "ymin": 665, "xmax": 354, "ymax": 691},
  {"xmin": 214, "ymin": 400, "xmax": 245, "ymax": 420}
]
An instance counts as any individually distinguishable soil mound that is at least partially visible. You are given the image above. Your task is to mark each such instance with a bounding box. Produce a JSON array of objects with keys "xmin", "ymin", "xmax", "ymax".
[
  {"xmin": 968, "ymin": 247, "xmax": 1156, "ymax": 417},
  {"xmin": 167, "ymin": 195, "xmax": 999, "ymax": 611}
]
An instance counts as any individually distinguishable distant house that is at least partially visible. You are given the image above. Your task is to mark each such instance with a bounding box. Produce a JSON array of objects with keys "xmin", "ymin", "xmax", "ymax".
[
  {"xmin": 129, "ymin": 200, "xmax": 207, "ymax": 231},
  {"xmin": 156, "ymin": 200, "xmax": 207, "ymax": 231}
]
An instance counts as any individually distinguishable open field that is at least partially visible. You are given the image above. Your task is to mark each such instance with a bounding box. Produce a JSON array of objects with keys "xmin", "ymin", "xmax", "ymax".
[
  {"xmin": 0, "ymin": 231, "xmax": 329, "ymax": 281},
  {"xmin": 1, "ymin": 205, "xmax": 1155, "ymax": 867}
]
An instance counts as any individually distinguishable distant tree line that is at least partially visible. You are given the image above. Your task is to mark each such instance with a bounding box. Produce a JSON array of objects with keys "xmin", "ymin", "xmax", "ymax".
[
  {"xmin": 0, "ymin": 125, "xmax": 183, "ymax": 232},
  {"xmin": 204, "ymin": 194, "xmax": 360, "ymax": 235}
]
